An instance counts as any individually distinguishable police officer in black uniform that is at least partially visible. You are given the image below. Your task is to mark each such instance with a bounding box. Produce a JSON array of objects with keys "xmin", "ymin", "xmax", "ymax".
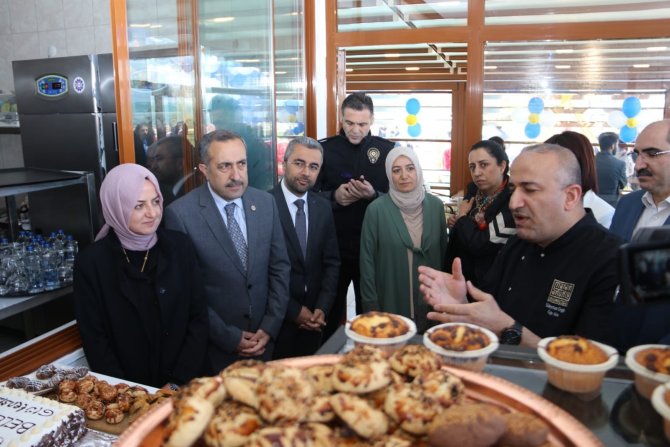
[{"xmin": 314, "ymin": 92, "xmax": 395, "ymax": 342}]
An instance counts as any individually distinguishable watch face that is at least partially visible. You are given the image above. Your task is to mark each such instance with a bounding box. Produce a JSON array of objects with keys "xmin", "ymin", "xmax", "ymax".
[{"xmin": 501, "ymin": 328, "xmax": 522, "ymax": 345}]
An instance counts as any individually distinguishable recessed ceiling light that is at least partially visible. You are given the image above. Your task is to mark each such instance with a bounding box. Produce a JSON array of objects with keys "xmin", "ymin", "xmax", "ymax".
[
  {"xmin": 236, "ymin": 59, "xmax": 260, "ymax": 63},
  {"xmin": 211, "ymin": 17, "xmax": 235, "ymax": 23},
  {"xmin": 385, "ymin": 53, "xmax": 400, "ymax": 58},
  {"xmin": 130, "ymin": 23, "xmax": 151, "ymax": 28},
  {"xmin": 633, "ymin": 64, "xmax": 650, "ymax": 68},
  {"xmin": 275, "ymin": 71, "xmax": 287, "ymax": 75},
  {"xmin": 405, "ymin": 67, "xmax": 420, "ymax": 71},
  {"xmin": 555, "ymin": 49, "xmax": 574, "ymax": 54},
  {"xmin": 646, "ymin": 46, "xmax": 667, "ymax": 52},
  {"xmin": 346, "ymin": 68, "xmax": 354, "ymax": 72},
  {"xmin": 555, "ymin": 65, "xmax": 571, "ymax": 69},
  {"xmin": 484, "ymin": 66, "xmax": 497, "ymax": 70}
]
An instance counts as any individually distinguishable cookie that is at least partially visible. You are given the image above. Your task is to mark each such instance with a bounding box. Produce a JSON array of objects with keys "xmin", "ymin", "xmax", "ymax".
[
  {"xmin": 330, "ymin": 392, "xmax": 389, "ymax": 439},
  {"xmin": 204, "ymin": 401, "xmax": 263, "ymax": 447},
  {"xmin": 414, "ymin": 369, "xmax": 464, "ymax": 408},
  {"xmin": 184, "ymin": 376, "xmax": 226, "ymax": 407},
  {"xmin": 388, "ymin": 344, "xmax": 442, "ymax": 378},
  {"xmin": 332, "ymin": 345, "xmax": 392, "ymax": 394},
  {"xmin": 163, "ymin": 396, "xmax": 215, "ymax": 447},
  {"xmin": 221, "ymin": 360, "xmax": 265, "ymax": 409},
  {"xmin": 383, "ymin": 383, "xmax": 438, "ymax": 435},
  {"xmin": 427, "ymin": 403, "xmax": 507, "ymax": 447},
  {"xmin": 256, "ymin": 366, "xmax": 315, "ymax": 424},
  {"xmin": 305, "ymin": 395, "xmax": 336, "ymax": 423},
  {"xmin": 305, "ymin": 364, "xmax": 335, "ymax": 395},
  {"xmin": 499, "ymin": 412, "xmax": 550, "ymax": 447}
]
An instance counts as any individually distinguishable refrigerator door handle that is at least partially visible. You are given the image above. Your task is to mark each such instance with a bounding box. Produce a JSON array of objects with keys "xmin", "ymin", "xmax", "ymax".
[{"xmin": 112, "ymin": 121, "xmax": 119, "ymax": 152}]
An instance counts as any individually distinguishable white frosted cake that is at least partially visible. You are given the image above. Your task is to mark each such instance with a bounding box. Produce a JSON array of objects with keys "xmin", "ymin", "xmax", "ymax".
[{"xmin": 0, "ymin": 387, "xmax": 86, "ymax": 447}]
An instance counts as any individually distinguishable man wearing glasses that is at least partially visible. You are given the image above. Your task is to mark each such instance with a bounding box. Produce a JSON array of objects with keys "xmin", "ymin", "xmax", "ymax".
[
  {"xmin": 270, "ymin": 136, "xmax": 340, "ymax": 358},
  {"xmin": 611, "ymin": 119, "xmax": 670, "ymax": 241}
]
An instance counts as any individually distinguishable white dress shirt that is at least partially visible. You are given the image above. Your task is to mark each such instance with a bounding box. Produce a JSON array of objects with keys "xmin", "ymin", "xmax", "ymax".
[
  {"xmin": 207, "ymin": 182, "xmax": 248, "ymax": 243},
  {"xmin": 280, "ymin": 179, "xmax": 309, "ymax": 240},
  {"xmin": 634, "ymin": 191, "xmax": 670, "ymax": 237}
]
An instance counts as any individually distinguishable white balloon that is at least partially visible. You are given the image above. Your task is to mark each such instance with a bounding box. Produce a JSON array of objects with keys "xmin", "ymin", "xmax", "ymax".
[
  {"xmin": 607, "ymin": 110, "xmax": 627, "ymax": 129},
  {"xmin": 540, "ymin": 110, "xmax": 556, "ymax": 127}
]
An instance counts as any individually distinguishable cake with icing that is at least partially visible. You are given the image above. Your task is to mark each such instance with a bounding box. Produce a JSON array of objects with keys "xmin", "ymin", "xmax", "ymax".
[{"xmin": 0, "ymin": 387, "xmax": 86, "ymax": 447}]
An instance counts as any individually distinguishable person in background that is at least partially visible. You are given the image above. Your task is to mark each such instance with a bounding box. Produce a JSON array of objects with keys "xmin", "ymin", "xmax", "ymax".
[
  {"xmin": 611, "ymin": 119, "xmax": 670, "ymax": 241},
  {"xmin": 270, "ymin": 137, "xmax": 340, "ymax": 358},
  {"xmin": 595, "ymin": 132, "xmax": 627, "ymax": 207},
  {"xmin": 419, "ymin": 144, "xmax": 620, "ymax": 347},
  {"xmin": 74, "ymin": 164, "xmax": 208, "ymax": 388},
  {"xmin": 360, "ymin": 146, "xmax": 447, "ymax": 332},
  {"xmin": 314, "ymin": 92, "xmax": 395, "ymax": 342},
  {"xmin": 545, "ymin": 131, "xmax": 614, "ymax": 228},
  {"xmin": 164, "ymin": 130, "xmax": 290, "ymax": 372},
  {"xmin": 446, "ymin": 140, "xmax": 515, "ymax": 286},
  {"xmin": 134, "ymin": 122, "xmax": 155, "ymax": 154},
  {"xmin": 147, "ymin": 136, "xmax": 193, "ymax": 206}
]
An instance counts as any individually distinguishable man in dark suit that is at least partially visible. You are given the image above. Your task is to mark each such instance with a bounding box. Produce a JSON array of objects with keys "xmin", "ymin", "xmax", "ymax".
[
  {"xmin": 596, "ymin": 132, "xmax": 627, "ymax": 207},
  {"xmin": 164, "ymin": 130, "xmax": 290, "ymax": 372},
  {"xmin": 271, "ymin": 136, "xmax": 340, "ymax": 359},
  {"xmin": 611, "ymin": 119, "xmax": 670, "ymax": 242}
]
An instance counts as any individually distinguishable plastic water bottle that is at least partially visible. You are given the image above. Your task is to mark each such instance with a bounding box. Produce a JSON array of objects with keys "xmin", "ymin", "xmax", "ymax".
[
  {"xmin": 64, "ymin": 235, "xmax": 78, "ymax": 267},
  {"xmin": 25, "ymin": 245, "xmax": 44, "ymax": 294},
  {"xmin": 42, "ymin": 244, "xmax": 60, "ymax": 291}
]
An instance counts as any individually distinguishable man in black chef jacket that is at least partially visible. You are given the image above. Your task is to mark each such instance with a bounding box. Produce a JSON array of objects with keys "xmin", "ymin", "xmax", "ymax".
[
  {"xmin": 419, "ymin": 143, "xmax": 621, "ymax": 346},
  {"xmin": 314, "ymin": 92, "xmax": 395, "ymax": 343}
]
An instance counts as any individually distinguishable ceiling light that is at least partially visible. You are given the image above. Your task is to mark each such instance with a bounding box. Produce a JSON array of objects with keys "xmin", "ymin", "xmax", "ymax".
[
  {"xmin": 633, "ymin": 64, "xmax": 650, "ymax": 68},
  {"xmin": 646, "ymin": 46, "xmax": 667, "ymax": 52},
  {"xmin": 130, "ymin": 23, "xmax": 151, "ymax": 28},
  {"xmin": 236, "ymin": 59, "xmax": 260, "ymax": 63},
  {"xmin": 405, "ymin": 67, "xmax": 420, "ymax": 71},
  {"xmin": 211, "ymin": 17, "xmax": 235, "ymax": 23},
  {"xmin": 385, "ymin": 53, "xmax": 400, "ymax": 58},
  {"xmin": 275, "ymin": 71, "xmax": 287, "ymax": 75},
  {"xmin": 484, "ymin": 66, "xmax": 497, "ymax": 70},
  {"xmin": 555, "ymin": 49, "xmax": 574, "ymax": 54},
  {"xmin": 555, "ymin": 65, "xmax": 571, "ymax": 69},
  {"xmin": 346, "ymin": 68, "xmax": 354, "ymax": 72}
]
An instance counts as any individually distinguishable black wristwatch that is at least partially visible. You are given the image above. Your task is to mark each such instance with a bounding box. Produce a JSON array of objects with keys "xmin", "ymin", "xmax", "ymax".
[{"xmin": 500, "ymin": 321, "xmax": 523, "ymax": 345}]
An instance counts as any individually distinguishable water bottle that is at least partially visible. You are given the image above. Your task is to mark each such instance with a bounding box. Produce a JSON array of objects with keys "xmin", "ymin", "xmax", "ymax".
[
  {"xmin": 24, "ymin": 245, "xmax": 44, "ymax": 294},
  {"xmin": 64, "ymin": 235, "xmax": 78, "ymax": 267},
  {"xmin": 42, "ymin": 244, "xmax": 60, "ymax": 291}
]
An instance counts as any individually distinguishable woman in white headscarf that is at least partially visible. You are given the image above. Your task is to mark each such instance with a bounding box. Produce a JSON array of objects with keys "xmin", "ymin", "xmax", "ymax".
[{"xmin": 360, "ymin": 146, "xmax": 448, "ymax": 332}]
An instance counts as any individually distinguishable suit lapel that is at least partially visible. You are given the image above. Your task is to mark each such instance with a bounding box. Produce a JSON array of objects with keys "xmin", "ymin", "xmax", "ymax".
[
  {"xmin": 198, "ymin": 185, "xmax": 246, "ymax": 276},
  {"xmin": 242, "ymin": 190, "xmax": 259, "ymax": 276}
]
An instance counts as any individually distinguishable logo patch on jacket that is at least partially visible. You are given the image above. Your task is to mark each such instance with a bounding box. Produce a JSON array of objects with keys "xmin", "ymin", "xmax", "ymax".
[
  {"xmin": 367, "ymin": 147, "xmax": 381, "ymax": 164},
  {"xmin": 545, "ymin": 279, "xmax": 575, "ymax": 317}
]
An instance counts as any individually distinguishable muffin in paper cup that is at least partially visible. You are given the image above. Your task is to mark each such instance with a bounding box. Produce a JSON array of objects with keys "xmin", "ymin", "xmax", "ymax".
[
  {"xmin": 625, "ymin": 344, "xmax": 670, "ymax": 399},
  {"xmin": 651, "ymin": 382, "xmax": 670, "ymax": 442},
  {"xmin": 345, "ymin": 312, "xmax": 417, "ymax": 357},
  {"xmin": 422, "ymin": 322, "xmax": 499, "ymax": 372},
  {"xmin": 537, "ymin": 337, "xmax": 618, "ymax": 395}
]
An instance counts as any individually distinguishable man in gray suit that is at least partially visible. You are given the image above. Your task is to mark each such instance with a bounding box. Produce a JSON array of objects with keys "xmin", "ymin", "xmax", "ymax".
[{"xmin": 164, "ymin": 130, "xmax": 290, "ymax": 372}]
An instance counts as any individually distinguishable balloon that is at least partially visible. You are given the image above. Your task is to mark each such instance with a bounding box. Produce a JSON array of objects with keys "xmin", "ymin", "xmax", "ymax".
[
  {"xmin": 408, "ymin": 123, "xmax": 422, "ymax": 137},
  {"xmin": 406, "ymin": 114, "xmax": 417, "ymax": 126},
  {"xmin": 287, "ymin": 114, "xmax": 297, "ymax": 123},
  {"xmin": 528, "ymin": 97, "xmax": 544, "ymax": 114},
  {"xmin": 524, "ymin": 123, "xmax": 541, "ymax": 139},
  {"xmin": 626, "ymin": 117, "xmax": 638, "ymax": 128},
  {"xmin": 406, "ymin": 98, "xmax": 420, "ymax": 115},
  {"xmin": 528, "ymin": 113, "xmax": 540, "ymax": 124},
  {"xmin": 540, "ymin": 109, "xmax": 556, "ymax": 127},
  {"xmin": 512, "ymin": 109, "xmax": 529, "ymax": 124},
  {"xmin": 607, "ymin": 110, "xmax": 627, "ymax": 129},
  {"xmin": 622, "ymin": 97, "xmax": 641, "ymax": 118},
  {"xmin": 292, "ymin": 122, "xmax": 305, "ymax": 135},
  {"xmin": 620, "ymin": 125, "xmax": 637, "ymax": 143}
]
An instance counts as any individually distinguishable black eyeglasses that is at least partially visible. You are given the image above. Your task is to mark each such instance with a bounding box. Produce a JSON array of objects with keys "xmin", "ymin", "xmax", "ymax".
[{"xmin": 633, "ymin": 148, "xmax": 670, "ymax": 160}]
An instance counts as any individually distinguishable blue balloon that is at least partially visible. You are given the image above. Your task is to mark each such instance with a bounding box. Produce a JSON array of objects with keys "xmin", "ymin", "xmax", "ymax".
[
  {"xmin": 406, "ymin": 98, "xmax": 421, "ymax": 115},
  {"xmin": 528, "ymin": 97, "xmax": 544, "ymax": 114},
  {"xmin": 524, "ymin": 123, "xmax": 541, "ymax": 139},
  {"xmin": 285, "ymin": 99, "xmax": 299, "ymax": 115},
  {"xmin": 292, "ymin": 122, "xmax": 305, "ymax": 135},
  {"xmin": 622, "ymin": 97, "xmax": 641, "ymax": 118},
  {"xmin": 620, "ymin": 125, "xmax": 638, "ymax": 143},
  {"xmin": 407, "ymin": 123, "xmax": 422, "ymax": 137}
]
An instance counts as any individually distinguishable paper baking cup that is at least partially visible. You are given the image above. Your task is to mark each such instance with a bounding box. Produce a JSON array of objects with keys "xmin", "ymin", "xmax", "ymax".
[
  {"xmin": 344, "ymin": 314, "xmax": 417, "ymax": 356},
  {"xmin": 537, "ymin": 337, "xmax": 619, "ymax": 395},
  {"xmin": 651, "ymin": 382, "xmax": 670, "ymax": 442},
  {"xmin": 625, "ymin": 344, "xmax": 670, "ymax": 399},
  {"xmin": 423, "ymin": 323, "xmax": 499, "ymax": 372}
]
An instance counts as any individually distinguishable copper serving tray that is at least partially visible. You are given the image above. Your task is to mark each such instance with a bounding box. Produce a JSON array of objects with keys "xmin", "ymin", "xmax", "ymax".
[{"xmin": 114, "ymin": 354, "xmax": 604, "ymax": 447}]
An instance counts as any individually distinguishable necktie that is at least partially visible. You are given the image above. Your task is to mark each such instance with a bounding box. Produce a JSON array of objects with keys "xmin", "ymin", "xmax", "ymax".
[
  {"xmin": 294, "ymin": 199, "xmax": 307, "ymax": 258},
  {"xmin": 225, "ymin": 203, "xmax": 247, "ymax": 270}
]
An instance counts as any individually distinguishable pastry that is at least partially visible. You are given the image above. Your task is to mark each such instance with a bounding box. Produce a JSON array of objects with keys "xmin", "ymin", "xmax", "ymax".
[
  {"xmin": 332, "ymin": 345, "xmax": 392, "ymax": 394},
  {"xmin": 305, "ymin": 395, "xmax": 336, "ymax": 423},
  {"xmin": 634, "ymin": 347, "xmax": 670, "ymax": 374},
  {"xmin": 414, "ymin": 369, "xmax": 465, "ymax": 408},
  {"xmin": 204, "ymin": 401, "xmax": 263, "ymax": 447},
  {"xmin": 350, "ymin": 311, "xmax": 410, "ymax": 338},
  {"xmin": 305, "ymin": 364, "xmax": 336, "ymax": 394},
  {"xmin": 330, "ymin": 392, "xmax": 389, "ymax": 439},
  {"xmin": 221, "ymin": 359, "xmax": 266, "ymax": 409},
  {"xmin": 163, "ymin": 396, "xmax": 215, "ymax": 447},
  {"xmin": 498, "ymin": 412, "xmax": 550, "ymax": 447},
  {"xmin": 546, "ymin": 335, "xmax": 608, "ymax": 365},
  {"xmin": 388, "ymin": 344, "xmax": 442, "ymax": 378},
  {"xmin": 429, "ymin": 324, "xmax": 490, "ymax": 351},
  {"xmin": 256, "ymin": 366, "xmax": 315, "ymax": 424},
  {"xmin": 427, "ymin": 403, "xmax": 507, "ymax": 447},
  {"xmin": 383, "ymin": 382, "xmax": 438, "ymax": 435}
]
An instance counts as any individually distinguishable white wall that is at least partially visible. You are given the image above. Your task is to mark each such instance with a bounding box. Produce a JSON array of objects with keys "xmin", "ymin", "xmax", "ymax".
[{"xmin": 0, "ymin": 0, "xmax": 113, "ymax": 94}]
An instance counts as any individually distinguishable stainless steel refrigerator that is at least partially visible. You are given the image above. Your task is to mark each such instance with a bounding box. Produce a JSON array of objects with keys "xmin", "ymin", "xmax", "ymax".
[{"xmin": 13, "ymin": 54, "xmax": 118, "ymax": 243}]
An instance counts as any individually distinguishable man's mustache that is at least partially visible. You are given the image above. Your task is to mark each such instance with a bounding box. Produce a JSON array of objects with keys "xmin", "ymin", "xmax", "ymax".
[
  {"xmin": 637, "ymin": 168, "xmax": 652, "ymax": 177},
  {"xmin": 226, "ymin": 180, "xmax": 244, "ymax": 187}
]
